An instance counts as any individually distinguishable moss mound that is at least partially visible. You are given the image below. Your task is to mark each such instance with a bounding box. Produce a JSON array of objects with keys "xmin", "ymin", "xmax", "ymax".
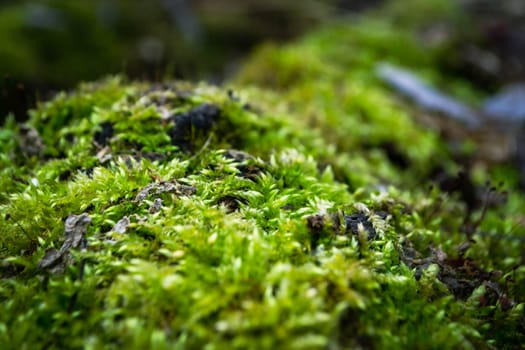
[{"xmin": 1, "ymin": 13, "xmax": 524, "ymax": 350}]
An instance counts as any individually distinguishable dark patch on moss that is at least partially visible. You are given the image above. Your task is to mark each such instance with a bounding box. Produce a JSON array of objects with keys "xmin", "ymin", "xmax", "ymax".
[
  {"xmin": 336, "ymin": 307, "xmax": 376, "ymax": 350},
  {"xmin": 217, "ymin": 195, "xmax": 246, "ymax": 213},
  {"xmin": 144, "ymin": 82, "xmax": 193, "ymax": 103},
  {"xmin": 227, "ymin": 89, "xmax": 239, "ymax": 102},
  {"xmin": 307, "ymin": 214, "xmax": 325, "ymax": 235},
  {"xmin": 431, "ymin": 166, "xmax": 479, "ymax": 213},
  {"xmin": 0, "ymin": 262, "xmax": 25, "ymax": 279},
  {"xmin": 120, "ymin": 139, "xmax": 145, "ymax": 153},
  {"xmin": 379, "ymin": 141, "xmax": 410, "ymax": 169},
  {"xmin": 93, "ymin": 122, "xmax": 114, "ymax": 147},
  {"xmin": 400, "ymin": 242, "xmax": 513, "ymax": 304},
  {"xmin": 127, "ymin": 151, "xmax": 168, "ymax": 164},
  {"xmin": 217, "ymin": 195, "xmax": 247, "ymax": 214},
  {"xmin": 18, "ymin": 124, "xmax": 44, "ymax": 157},
  {"xmin": 224, "ymin": 149, "xmax": 254, "ymax": 163},
  {"xmin": 430, "ymin": 163, "xmax": 508, "ymax": 224},
  {"xmin": 307, "ymin": 211, "xmax": 380, "ymax": 248},
  {"xmin": 375, "ymin": 210, "xmax": 389, "ymax": 220},
  {"xmin": 169, "ymin": 103, "xmax": 221, "ymax": 152},
  {"xmin": 224, "ymin": 149, "xmax": 264, "ymax": 181},
  {"xmin": 83, "ymin": 167, "xmax": 94, "ymax": 178},
  {"xmin": 133, "ymin": 226, "xmax": 157, "ymax": 241},
  {"xmin": 306, "ymin": 214, "xmax": 329, "ymax": 250},
  {"xmin": 280, "ymin": 204, "xmax": 295, "ymax": 210},
  {"xmin": 345, "ymin": 213, "xmax": 376, "ymax": 240},
  {"xmin": 63, "ymin": 132, "xmax": 75, "ymax": 144},
  {"xmin": 58, "ymin": 168, "xmax": 74, "ymax": 182},
  {"xmin": 438, "ymin": 256, "xmax": 493, "ymax": 300}
]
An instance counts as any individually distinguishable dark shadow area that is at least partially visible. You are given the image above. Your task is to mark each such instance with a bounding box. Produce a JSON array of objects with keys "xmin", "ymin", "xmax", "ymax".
[{"xmin": 0, "ymin": 0, "xmax": 381, "ymax": 122}]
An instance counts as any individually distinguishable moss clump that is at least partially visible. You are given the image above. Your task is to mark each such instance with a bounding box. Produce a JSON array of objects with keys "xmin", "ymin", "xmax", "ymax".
[{"xmin": 1, "ymin": 9, "xmax": 525, "ymax": 350}]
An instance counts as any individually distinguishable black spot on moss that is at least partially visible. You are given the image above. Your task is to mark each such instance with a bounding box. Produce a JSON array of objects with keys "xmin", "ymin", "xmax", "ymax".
[
  {"xmin": 144, "ymin": 83, "xmax": 193, "ymax": 102},
  {"xmin": 59, "ymin": 166, "xmax": 94, "ymax": 182},
  {"xmin": 217, "ymin": 195, "xmax": 247, "ymax": 213},
  {"xmin": 306, "ymin": 214, "xmax": 328, "ymax": 250},
  {"xmin": 336, "ymin": 307, "xmax": 376, "ymax": 350},
  {"xmin": 121, "ymin": 140, "xmax": 145, "ymax": 153},
  {"xmin": 58, "ymin": 169, "xmax": 73, "ymax": 181},
  {"xmin": 224, "ymin": 149, "xmax": 254, "ymax": 163},
  {"xmin": 224, "ymin": 149, "xmax": 264, "ymax": 181},
  {"xmin": 306, "ymin": 211, "xmax": 380, "ymax": 249},
  {"xmin": 63, "ymin": 132, "xmax": 75, "ymax": 144},
  {"xmin": 345, "ymin": 213, "xmax": 376, "ymax": 240},
  {"xmin": 438, "ymin": 256, "xmax": 494, "ymax": 301},
  {"xmin": 430, "ymin": 165, "xmax": 479, "ymax": 215},
  {"xmin": 83, "ymin": 168, "xmax": 94, "ymax": 178},
  {"xmin": 123, "ymin": 151, "xmax": 167, "ymax": 164},
  {"xmin": 307, "ymin": 214, "xmax": 325, "ymax": 235},
  {"xmin": 169, "ymin": 103, "xmax": 221, "ymax": 152},
  {"xmin": 18, "ymin": 125, "xmax": 44, "ymax": 156},
  {"xmin": 134, "ymin": 227, "xmax": 157, "ymax": 241},
  {"xmin": 0, "ymin": 262, "xmax": 25, "ymax": 278},
  {"xmin": 400, "ymin": 242, "xmax": 511, "ymax": 303},
  {"xmin": 379, "ymin": 141, "xmax": 410, "ymax": 169},
  {"xmin": 375, "ymin": 210, "xmax": 389, "ymax": 220},
  {"xmin": 227, "ymin": 89, "xmax": 239, "ymax": 102},
  {"xmin": 94, "ymin": 122, "xmax": 114, "ymax": 147}
]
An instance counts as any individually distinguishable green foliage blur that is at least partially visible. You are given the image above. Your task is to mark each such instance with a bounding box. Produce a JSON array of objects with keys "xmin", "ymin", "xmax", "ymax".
[
  {"xmin": 0, "ymin": 0, "xmax": 341, "ymax": 85},
  {"xmin": 0, "ymin": 0, "xmax": 347, "ymax": 121}
]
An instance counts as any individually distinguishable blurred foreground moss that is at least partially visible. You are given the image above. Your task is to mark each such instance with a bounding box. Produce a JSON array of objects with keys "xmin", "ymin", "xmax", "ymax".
[{"xmin": 1, "ymin": 14, "xmax": 525, "ymax": 350}]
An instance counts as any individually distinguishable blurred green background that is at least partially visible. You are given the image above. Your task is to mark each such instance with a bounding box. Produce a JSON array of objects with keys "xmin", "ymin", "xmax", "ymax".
[
  {"xmin": 0, "ymin": 0, "xmax": 356, "ymax": 120},
  {"xmin": 1, "ymin": 0, "xmax": 524, "ymax": 122}
]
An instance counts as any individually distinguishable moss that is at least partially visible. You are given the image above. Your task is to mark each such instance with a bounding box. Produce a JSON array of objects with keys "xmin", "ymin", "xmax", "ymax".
[{"xmin": 1, "ymin": 4, "xmax": 525, "ymax": 350}]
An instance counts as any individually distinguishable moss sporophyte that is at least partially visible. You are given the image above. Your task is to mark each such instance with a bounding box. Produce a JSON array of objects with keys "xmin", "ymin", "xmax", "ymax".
[{"xmin": 1, "ymin": 17, "xmax": 525, "ymax": 350}]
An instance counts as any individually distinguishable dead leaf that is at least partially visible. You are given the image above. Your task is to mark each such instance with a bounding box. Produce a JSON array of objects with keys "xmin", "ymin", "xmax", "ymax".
[
  {"xmin": 38, "ymin": 213, "xmax": 91, "ymax": 274},
  {"xmin": 134, "ymin": 180, "xmax": 196, "ymax": 203},
  {"xmin": 112, "ymin": 216, "xmax": 130, "ymax": 234},
  {"xmin": 149, "ymin": 198, "xmax": 163, "ymax": 214}
]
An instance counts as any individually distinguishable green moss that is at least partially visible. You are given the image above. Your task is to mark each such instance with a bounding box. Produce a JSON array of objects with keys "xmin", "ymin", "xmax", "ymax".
[{"xmin": 1, "ymin": 4, "xmax": 524, "ymax": 349}]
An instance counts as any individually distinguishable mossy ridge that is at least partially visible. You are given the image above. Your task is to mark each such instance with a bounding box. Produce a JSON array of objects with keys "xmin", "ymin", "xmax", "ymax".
[
  {"xmin": 0, "ymin": 76, "xmax": 523, "ymax": 349},
  {"xmin": 236, "ymin": 8, "xmax": 525, "ymax": 322},
  {"xmin": 1, "ymin": 12, "xmax": 525, "ymax": 350},
  {"xmin": 234, "ymin": 21, "xmax": 456, "ymax": 189}
]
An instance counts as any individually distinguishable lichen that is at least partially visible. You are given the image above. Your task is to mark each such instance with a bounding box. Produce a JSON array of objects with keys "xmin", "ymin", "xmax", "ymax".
[{"xmin": 1, "ymin": 6, "xmax": 524, "ymax": 350}]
